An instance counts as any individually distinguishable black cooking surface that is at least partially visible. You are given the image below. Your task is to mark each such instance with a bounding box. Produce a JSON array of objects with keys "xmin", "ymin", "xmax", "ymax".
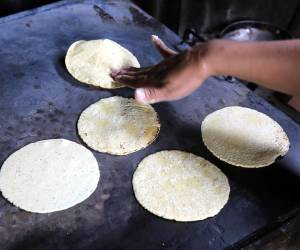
[{"xmin": 0, "ymin": 1, "xmax": 300, "ymax": 249}]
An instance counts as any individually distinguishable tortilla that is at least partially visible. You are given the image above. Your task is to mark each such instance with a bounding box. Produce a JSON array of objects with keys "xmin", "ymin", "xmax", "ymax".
[
  {"xmin": 65, "ymin": 39, "xmax": 140, "ymax": 89},
  {"xmin": 0, "ymin": 139, "xmax": 100, "ymax": 213},
  {"xmin": 78, "ymin": 96, "xmax": 160, "ymax": 155},
  {"xmin": 132, "ymin": 150, "xmax": 230, "ymax": 221},
  {"xmin": 201, "ymin": 106, "xmax": 290, "ymax": 168}
]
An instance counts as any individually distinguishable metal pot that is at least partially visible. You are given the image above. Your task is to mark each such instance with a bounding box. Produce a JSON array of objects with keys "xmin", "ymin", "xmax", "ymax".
[{"xmin": 219, "ymin": 20, "xmax": 292, "ymax": 41}]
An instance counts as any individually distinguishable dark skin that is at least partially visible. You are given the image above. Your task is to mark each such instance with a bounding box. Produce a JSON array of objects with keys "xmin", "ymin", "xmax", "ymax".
[{"xmin": 111, "ymin": 35, "xmax": 300, "ymax": 107}]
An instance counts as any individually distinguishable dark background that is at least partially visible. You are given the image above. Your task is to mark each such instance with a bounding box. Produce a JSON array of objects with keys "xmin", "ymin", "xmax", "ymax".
[
  {"xmin": 0, "ymin": 0, "xmax": 56, "ymax": 17},
  {"xmin": 132, "ymin": 0, "xmax": 300, "ymax": 36},
  {"xmin": 0, "ymin": 0, "xmax": 300, "ymax": 250},
  {"xmin": 2, "ymin": 0, "xmax": 300, "ymax": 37}
]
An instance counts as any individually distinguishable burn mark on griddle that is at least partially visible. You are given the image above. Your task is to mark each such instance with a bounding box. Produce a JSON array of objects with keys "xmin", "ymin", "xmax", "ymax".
[
  {"xmin": 50, "ymin": 118, "xmax": 59, "ymax": 123},
  {"xmin": 63, "ymin": 120, "xmax": 73, "ymax": 126},
  {"xmin": 217, "ymin": 98, "xmax": 225, "ymax": 106},
  {"xmin": 54, "ymin": 109, "xmax": 64, "ymax": 116},
  {"xmin": 129, "ymin": 7, "xmax": 162, "ymax": 31},
  {"xmin": 33, "ymin": 84, "xmax": 40, "ymax": 89},
  {"xmin": 93, "ymin": 5, "xmax": 116, "ymax": 22},
  {"xmin": 54, "ymin": 55, "xmax": 97, "ymax": 91},
  {"xmin": 36, "ymin": 109, "xmax": 44, "ymax": 114},
  {"xmin": 9, "ymin": 229, "xmax": 65, "ymax": 250},
  {"xmin": 25, "ymin": 20, "xmax": 32, "ymax": 28},
  {"xmin": 204, "ymin": 103, "xmax": 211, "ymax": 112},
  {"xmin": 122, "ymin": 16, "xmax": 131, "ymax": 25},
  {"xmin": 13, "ymin": 72, "xmax": 25, "ymax": 79}
]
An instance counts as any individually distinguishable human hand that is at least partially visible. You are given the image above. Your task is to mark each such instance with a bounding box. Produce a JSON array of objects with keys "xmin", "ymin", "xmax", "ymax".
[{"xmin": 111, "ymin": 35, "xmax": 212, "ymax": 103}]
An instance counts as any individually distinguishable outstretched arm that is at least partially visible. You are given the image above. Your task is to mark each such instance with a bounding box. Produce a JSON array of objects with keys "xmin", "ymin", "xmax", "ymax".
[
  {"xmin": 209, "ymin": 39, "xmax": 300, "ymax": 96},
  {"xmin": 112, "ymin": 36, "xmax": 300, "ymax": 103}
]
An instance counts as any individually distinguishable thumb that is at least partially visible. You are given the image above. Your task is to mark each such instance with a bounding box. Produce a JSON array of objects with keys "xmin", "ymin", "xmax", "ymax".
[
  {"xmin": 151, "ymin": 35, "xmax": 177, "ymax": 58},
  {"xmin": 135, "ymin": 88, "xmax": 165, "ymax": 104}
]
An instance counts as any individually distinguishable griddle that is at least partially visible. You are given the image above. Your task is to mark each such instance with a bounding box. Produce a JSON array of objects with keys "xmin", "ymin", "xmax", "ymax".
[{"xmin": 0, "ymin": 1, "xmax": 300, "ymax": 249}]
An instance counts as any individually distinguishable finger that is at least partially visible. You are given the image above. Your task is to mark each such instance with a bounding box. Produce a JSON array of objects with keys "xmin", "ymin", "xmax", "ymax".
[
  {"xmin": 123, "ymin": 66, "xmax": 140, "ymax": 71},
  {"xmin": 111, "ymin": 69, "xmax": 120, "ymax": 77},
  {"xmin": 120, "ymin": 67, "xmax": 141, "ymax": 74},
  {"xmin": 114, "ymin": 75, "xmax": 147, "ymax": 88},
  {"xmin": 151, "ymin": 35, "xmax": 177, "ymax": 57},
  {"xmin": 112, "ymin": 67, "xmax": 151, "ymax": 77},
  {"xmin": 111, "ymin": 68, "xmax": 137, "ymax": 77},
  {"xmin": 111, "ymin": 67, "xmax": 141, "ymax": 78},
  {"xmin": 151, "ymin": 35, "xmax": 177, "ymax": 58},
  {"xmin": 135, "ymin": 87, "xmax": 171, "ymax": 104}
]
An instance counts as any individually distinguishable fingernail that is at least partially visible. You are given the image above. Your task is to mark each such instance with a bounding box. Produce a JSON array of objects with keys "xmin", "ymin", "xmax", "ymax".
[
  {"xmin": 111, "ymin": 70, "xmax": 119, "ymax": 76},
  {"xmin": 151, "ymin": 35, "xmax": 159, "ymax": 42},
  {"xmin": 135, "ymin": 88, "xmax": 147, "ymax": 103}
]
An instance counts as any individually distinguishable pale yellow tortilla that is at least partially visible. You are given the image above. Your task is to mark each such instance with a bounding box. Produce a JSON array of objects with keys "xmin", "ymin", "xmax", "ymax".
[
  {"xmin": 77, "ymin": 96, "xmax": 160, "ymax": 155},
  {"xmin": 65, "ymin": 39, "xmax": 140, "ymax": 89},
  {"xmin": 132, "ymin": 150, "xmax": 230, "ymax": 221},
  {"xmin": 0, "ymin": 139, "xmax": 100, "ymax": 213},
  {"xmin": 201, "ymin": 106, "xmax": 290, "ymax": 168}
]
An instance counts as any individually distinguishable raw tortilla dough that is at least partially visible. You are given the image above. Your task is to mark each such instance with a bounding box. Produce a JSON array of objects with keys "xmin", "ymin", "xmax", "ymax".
[
  {"xmin": 78, "ymin": 96, "xmax": 160, "ymax": 155},
  {"xmin": 0, "ymin": 139, "xmax": 100, "ymax": 213},
  {"xmin": 65, "ymin": 39, "xmax": 140, "ymax": 89},
  {"xmin": 201, "ymin": 106, "xmax": 290, "ymax": 168},
  {"xmin": 132, "ymin": 150, "xmax": 230, "ymax": 221}
]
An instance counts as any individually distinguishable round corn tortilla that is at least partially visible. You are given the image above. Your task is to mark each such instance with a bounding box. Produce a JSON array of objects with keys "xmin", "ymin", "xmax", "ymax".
[
  {"xmin": 78, "ymin": 96, "xmax": 160, "ymax": 155},
  {"xmin": 0, "ymin": 139, "xmax": 100, "ymax": 213},
  {"xmin": 65, "ymin": 39, "xmax": 140, "ymax": 89},
  {"xmin": 132, "ymin": 150, "xmax": 230, "ymax": 222},
  {"xmin": 201, "ymin": 106, "xmax": 290, "ymax": 168}
]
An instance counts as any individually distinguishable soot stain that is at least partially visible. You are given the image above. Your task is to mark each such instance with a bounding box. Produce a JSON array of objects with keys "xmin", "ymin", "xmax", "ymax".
[
  {"xmin": 93, "ymin": 5, "xmax": 116, "ymax": 22},
  {"xmin": 54, "ymin": 109, "xmax": 64, "ymax": 116},
  {"xmin": 36, "ymin": 109, "xmax": 44, "ymax": 114},
  {"xmin": 54, "ymin": 55, "xmax": 101, "ymax": 91},
  {"xmin": 129, "ymin": 6, "xmax": 163, "ymax": 31},
  {"xmin": 13, "ymin": 72, "xmax": 25, "ymax": 79}
]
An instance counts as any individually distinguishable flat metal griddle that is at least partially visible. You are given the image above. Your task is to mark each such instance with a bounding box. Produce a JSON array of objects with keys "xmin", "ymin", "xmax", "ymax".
[{"xmin": 0, "ymin": 1, "xmax": 300, "ymax": 249}]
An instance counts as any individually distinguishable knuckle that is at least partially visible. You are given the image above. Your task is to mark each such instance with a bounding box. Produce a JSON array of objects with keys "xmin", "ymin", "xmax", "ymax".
[
  {"xmin": 144, "ymin": 88, "xmax": 162, "ymax": 103},
  {"xmin": 162, "ymin": 81, "xmax": 175, "ymax": 92},
  {"xmin": 160, "ymin": 85, "xmax": 178, "ymax": 100},
  {"xmin": 144, "ymin": 88, "xmax": 156, "ymax": 99}
]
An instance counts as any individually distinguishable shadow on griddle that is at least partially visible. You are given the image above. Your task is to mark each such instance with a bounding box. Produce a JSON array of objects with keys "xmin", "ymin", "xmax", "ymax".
[
  {"xmin": 106, "ymin": 87, "xmax": 135, "ymax": 99},
  {"xmin": 54, "ymin": 54, "xmax": 137, "ymax": 99},
  {"xmin": 9, "ymin": 228, "xmax": 65, "ymax": 250},
  {"xmin": 212, "ymin": 154, "xmax": 300, "ymax": 219},
  {"xmin": 152, "ymin": 101, "xmax": 300, "ymax": 221},
  {"xmin": 151, "ymin": 102, "xmax": 208, "ymax": 156},
  {"xmin": 54, "ymin": 55, "xmax": 105, "ymax": 92}
]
